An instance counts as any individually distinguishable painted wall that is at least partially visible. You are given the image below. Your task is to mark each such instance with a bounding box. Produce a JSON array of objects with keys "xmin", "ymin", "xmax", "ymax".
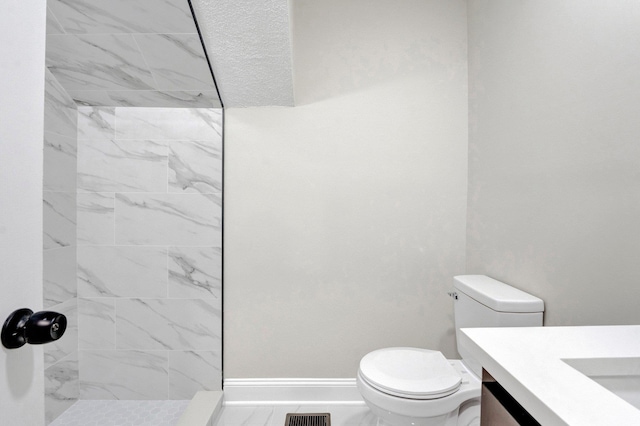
[
  {"xmin": 75, "ymin": 107, "xmax": 223, "ymax": 399},
  {"xmin": 0, "ymin": 2, "xmax": 47, "ymax": 425},
  {"xmin": 43, "ymin": 68, "xmax": 79, "ymax": 424},
  {"xmin": 224, "ymin": 0, "xmax": 468, "ymax": 377},
  {"xmin": 467, "ymin": 1, "xmax": 640, "ymax": 325}
]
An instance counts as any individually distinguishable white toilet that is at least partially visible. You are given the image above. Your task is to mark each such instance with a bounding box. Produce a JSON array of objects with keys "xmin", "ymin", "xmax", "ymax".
[{"xmin": 356, "ymin": 275, "xmax": 544, "ymax": 426}]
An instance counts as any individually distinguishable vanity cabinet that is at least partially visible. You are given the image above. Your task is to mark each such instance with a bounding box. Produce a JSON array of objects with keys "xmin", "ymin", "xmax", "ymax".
[{"xmin": 481, "ymin": 370, "xmax": 540, "ymax": 426}]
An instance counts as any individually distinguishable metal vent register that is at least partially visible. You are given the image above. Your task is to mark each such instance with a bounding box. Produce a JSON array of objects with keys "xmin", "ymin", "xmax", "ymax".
[{"xmin": 285, "ymin": 413, "xmax": 331, "ymax": 426}]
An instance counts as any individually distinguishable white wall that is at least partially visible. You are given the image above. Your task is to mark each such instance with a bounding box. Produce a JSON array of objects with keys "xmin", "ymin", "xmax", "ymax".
[
  {"xmin": 0, "ymin": 2, "xmax": 47, "ymax": 425},
  {"xmin": 224, "ymin": 0, "xmax": 468, "ymax": 377},
  {"xmin": 467, "ymin": 1, "xmax": 640, "ymax": 326}
]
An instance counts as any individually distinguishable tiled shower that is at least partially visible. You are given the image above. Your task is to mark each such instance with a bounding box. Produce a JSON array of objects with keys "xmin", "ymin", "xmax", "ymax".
[
  {"xmin": 75, "ymin": 106, "xmax": 222, "ymax": 401},
  {"xmin": 43, "ymin": 71, "xmax": 223, "ymax": 423},
  {"xmin": 41, "ymin": 0, "xmax": 224, "ymax": 423}
]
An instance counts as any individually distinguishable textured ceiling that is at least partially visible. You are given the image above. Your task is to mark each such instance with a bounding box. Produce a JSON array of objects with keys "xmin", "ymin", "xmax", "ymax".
[
  {"xmin": 190, "ymin": 0, "xmax": 294, "ymax": 107},
  {"xmin": 46, "ymin": 0, "xmax": 221, "ymax": 108}
]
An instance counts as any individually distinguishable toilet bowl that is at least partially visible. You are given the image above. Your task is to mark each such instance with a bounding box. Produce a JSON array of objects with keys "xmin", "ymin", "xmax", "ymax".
[
  {"xmin": 356, "ymin": 348, "xmax": 480, "ymax": 426},
  {"xmin": 356, "ymin": 275, "xmax": 544, "ymax": 426}
]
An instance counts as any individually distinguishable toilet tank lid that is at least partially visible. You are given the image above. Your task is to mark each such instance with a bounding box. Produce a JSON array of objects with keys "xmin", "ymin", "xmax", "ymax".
[{"xmin": 454, "ymin": 275, "xmax": 544, "ymax": 313}]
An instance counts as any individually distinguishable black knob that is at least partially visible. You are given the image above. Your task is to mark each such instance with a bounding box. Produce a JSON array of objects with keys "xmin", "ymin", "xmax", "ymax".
[
  {"xmin": 1, "ymin": 308, "xmax": 67, "ymax": 349},
  {"xmin": 25, "ymin": 311, "xmax": 67, "ymax": 344}
]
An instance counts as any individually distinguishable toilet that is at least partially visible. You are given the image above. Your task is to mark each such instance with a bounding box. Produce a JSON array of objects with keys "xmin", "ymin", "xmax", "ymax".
[{"xmin": 356, "ymin": 275, "xmax": 544, "ymax": 426}]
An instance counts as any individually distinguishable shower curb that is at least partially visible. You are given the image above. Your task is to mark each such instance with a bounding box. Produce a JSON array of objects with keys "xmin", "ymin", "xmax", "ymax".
[{"xmin": 177, "ymin": 391, "xmax": 223, "ymax": 426}]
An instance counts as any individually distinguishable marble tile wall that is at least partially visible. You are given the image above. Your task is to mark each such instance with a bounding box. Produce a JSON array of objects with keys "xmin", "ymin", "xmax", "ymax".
[
  {"xmin": 76, "ymin": 106, "xmax": 223, "ymax": 400},
  {"xmin": 45, "ymin": 0, "xmax": 221, "ymax": 108},
  {"xmin": 43, "ymin": 68, "xmax": 79, "ymax": 424}
]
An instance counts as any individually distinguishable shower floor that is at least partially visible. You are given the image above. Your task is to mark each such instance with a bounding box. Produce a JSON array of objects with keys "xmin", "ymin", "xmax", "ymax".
[
  {"xmin": 213, "ymin": 402, "xmax": 380, "ymax": 426},
  {"xmin": 49, "ymin": 400, "xmax": 191, "ymax": 426}
]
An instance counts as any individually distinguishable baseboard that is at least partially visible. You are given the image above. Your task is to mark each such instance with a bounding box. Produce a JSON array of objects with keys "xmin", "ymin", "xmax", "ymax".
[{"xmin": 223, "ymin": 378, "xmax": 364, "ymax": 405}]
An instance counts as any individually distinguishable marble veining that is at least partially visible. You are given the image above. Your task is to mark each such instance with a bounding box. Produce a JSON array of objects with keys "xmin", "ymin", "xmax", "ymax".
[
  {"xmin": 168, "ymin": 247, "xmax": 222, "ymax": 299},
  {"xmin": 44, "ymin": 191, "xmax": 77, "ymax": 249},
  {"xmin": 44, "ymin": 132, "xmax": 77, "ymax": 192},
  {"xmin": 115, "ymin": 108, "xmax": 222, "ymax": 141},
  {"xmin": 45, "ymin": 0, "xmax": 220, "ymax": 108},
  {"xmin": 45, "ymin": 353, "xmax": 79, "ymax": 424},
  {"xmin": 48, "ymin": 0, "xmax": 196, "ymax": 35},
  {"xmin": 114, "ymin": 193, "xmax": 221, "ymax": 246},
  {"xmin": 77, "ymin": 106, "xmax": 115, "ymax": 139},
  {"xmin": 44, "ymin": 68, "xmax": 77, "ymax": 138},
  {"xmin": 46, "ymin": 6, "xmax": 66, "ymax": 35},
  {"xmin": 77, "ymin": 246, "xmax": 168, "ymax": 298},
  {"xmin": 168, "ymin": 351, "xmax": 222, "ymax": 399},
  {"xmin": 134, "ymin": 33, "xmax": 216, "ymax": 91},
  {"xmin": 70, "ymin": 89, "xmax": 222, "ymax": 108},
  {"xmin": 168, "ymin": 140, "xmax": 222, "ymax": 194},
  {"xmin": 44, "ymin": 247, "xmax": 77, "ymax": 308},
  {"xmin": 77, "ymin": 138, "xmax": 168, "ymax": 192},
  {"xmin": 79, "ymin": 350, "xmax": 169, "ymax": 400},
  {"xmin": 76, "ymin": 193, "xmax": 115, "ymax": 245},
  {"xmin": 78, "ymin": 298, "xmax": 115, "ymax": 350},
  {"xmin": 47, "ymin": 34, "xmax": 157, "ymax": 91},
  {"xmin": 116, "ymin": 299, "xmax": 221, "ymax": 351},
  {"xmin": 74, "ymin": 107, "xmax": 223, "ymax": 404},
  {"xmin": 44, "ymin": 66, "xmax": 79, "ymax": 425}
]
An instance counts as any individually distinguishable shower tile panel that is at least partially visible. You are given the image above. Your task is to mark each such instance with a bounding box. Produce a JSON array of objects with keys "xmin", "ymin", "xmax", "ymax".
[
  {"xmin": 133, "ymin": 33, "xmax": 217, "ymax": 91},
  {"xmin": 79, "ymin": 350, "xmax": 169, "ymax": 400},
  {"xmin": 46, "ymin": 34, "xmax": 156, "ymax": 91},
  {"xmin": 114, "ymin": 193, "xmax": 221, "ymax": 246},
  {"xmin": 73, "ymin": 106, "xmax": 222, "ymax": 402},
  {"xmin": 45, "ymin": 2, "xmax": 220, "ymax": 108},
  {"xmin": 168, "ymin": 246, "xmax": 222, "ymax": 299},
  {"xmin": 44, "ymin": 246, "xmax": 77, "ymax": 308},
  {"xmin": 45, "ymin": 298, "xmax": 78, "ymax": 369},
  {"xmin": 44, "ymin": 132, "xmax": 77, "ymax": 192},
  {"xmin": 77, "ymin": 246, "xmax": 168, "ymax": 298},
  {"xmin": 168, "ymin": 351, "xmax": 222, "ymax": 398},
  {"xmin": 115, "ymin": 299, "xmax": 221, "ymax": 351},
  {"xmin": 115, "ymin": 108, "xmax": 222, "ymax": 141},
  {"xmin": 78, "ymin": 298, "xmax": 116, "ymax": 350},
  {"xmin": 77, "ymin": 138, "xmax": 168, "ymax": 192},
  {"xmin": 77, "ymin": 106, "xmax": 116, "ymax": 140},
  {"xmin": 44, "ymin": 69, "xmax": 77, "ymax": 138},
  {"xmin": 44, "ymin": 191, "xmax": 77, "ymax": 250},
  {"xmin": 71, "ymin": 91, "xmax": 115, "ymax": 108},
  {"xmin": 44, "ymin": 68, "xmax": 78, "ymax": 423},
  {"xmin": 168, "ymin": 140, "xmax": 223, "ymax": 194},
  {"xmin": 76, "ymin": 193, "xmax": 115, "ymax": 245},
  {"xmin": 47, "ymin": 0, "xmax": 196, "ymax": 35},
  {"xmin": 45, "ymin": 352, "xmax": 79, "ymax": 425},
  {"xmin": 70, "ymin": 89, "xmax": 222, "ymax": 108},
  {"xmin": 46, "ymin": 6, "xmax": 65, "ymax": 35}
]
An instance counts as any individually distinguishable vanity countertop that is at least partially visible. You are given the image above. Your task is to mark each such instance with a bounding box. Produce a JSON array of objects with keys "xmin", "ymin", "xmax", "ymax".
[{"xmin": 460, "ymin": 325, "xmax": 640, "ymax": 425}]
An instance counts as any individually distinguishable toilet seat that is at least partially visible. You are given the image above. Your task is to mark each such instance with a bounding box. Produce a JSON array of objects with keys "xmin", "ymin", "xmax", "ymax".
[{"xmin": 358, "ymin": 347, "xmax": 462, "ymax": 400}]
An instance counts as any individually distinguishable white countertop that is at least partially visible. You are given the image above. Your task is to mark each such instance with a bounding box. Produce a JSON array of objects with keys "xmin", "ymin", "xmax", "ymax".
[{"xmin": 460, "ymin": 325, "xmax": 640, "ymax": 425}]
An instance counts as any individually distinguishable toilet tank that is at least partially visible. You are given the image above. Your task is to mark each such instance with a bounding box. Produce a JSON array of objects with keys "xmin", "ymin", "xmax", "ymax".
[{"xmin": 453, "ymin": 275, "xmax": 544, "ymax": 376}]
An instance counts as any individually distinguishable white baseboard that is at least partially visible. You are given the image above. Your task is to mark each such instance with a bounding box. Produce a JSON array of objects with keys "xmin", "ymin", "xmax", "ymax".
[{"xmin": 223, "ymin": 378, "xmax": 364, "ymax": 405}]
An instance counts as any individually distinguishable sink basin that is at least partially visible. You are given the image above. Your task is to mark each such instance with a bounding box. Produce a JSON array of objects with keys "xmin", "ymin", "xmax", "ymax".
[{"xmin": 563, "ymin": 357, "xmax": 640, "ymax": 410}]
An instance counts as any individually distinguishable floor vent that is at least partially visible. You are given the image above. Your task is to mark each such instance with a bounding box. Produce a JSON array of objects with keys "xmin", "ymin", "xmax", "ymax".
[{"xmin": 285, "ymin": 413, "xmax": 331, "ymax": 426}]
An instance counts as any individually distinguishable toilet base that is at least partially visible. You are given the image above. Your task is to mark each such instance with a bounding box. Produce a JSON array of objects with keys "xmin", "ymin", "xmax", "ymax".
[{"xmin": 365, "ymin": 402, "xmax": 459, "ymax": 426}]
